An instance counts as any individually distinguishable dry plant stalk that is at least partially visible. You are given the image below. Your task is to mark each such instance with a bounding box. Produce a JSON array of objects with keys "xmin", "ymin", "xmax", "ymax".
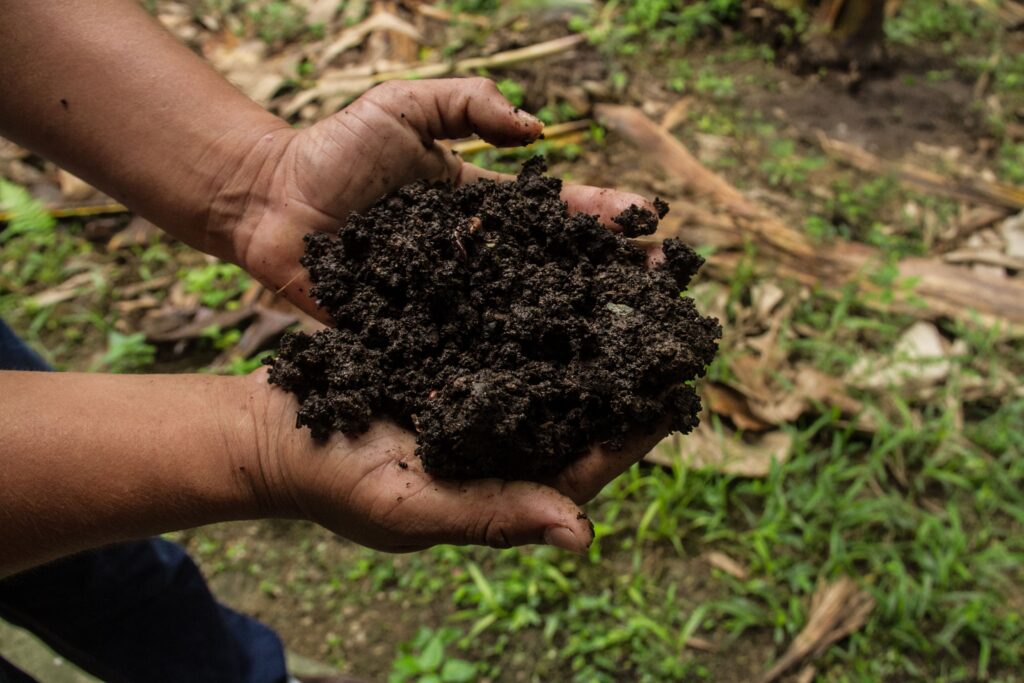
[
  {"xmin": 817, "ymin": 131, "xmax": 1024, "ymax": 211},
  {"xmin": 285, "ymin": 34, "xmax": 585, "ymax": 117},
  {"xmin": 450, "ymin": 120, "xmax": 593, "ymax": 155},
  {"xmin": 596, "ymin": 104, "xmax": 1024, "ymax": 330}
]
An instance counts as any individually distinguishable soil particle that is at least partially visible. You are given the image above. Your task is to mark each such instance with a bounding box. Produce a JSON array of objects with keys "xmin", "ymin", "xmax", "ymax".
[
  {"xmin": 613, "ymin": 204, "xmax": 660, "ymax": 238},
  {"xmin": 266, "ymin": 157, "xmax": 720, "ymax": 480}
]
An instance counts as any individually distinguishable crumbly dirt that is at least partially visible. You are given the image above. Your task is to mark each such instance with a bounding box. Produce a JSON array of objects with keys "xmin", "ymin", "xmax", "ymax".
[{"xmin": 266, "ymin": 157, "xmax": 720, "ymax": 480}]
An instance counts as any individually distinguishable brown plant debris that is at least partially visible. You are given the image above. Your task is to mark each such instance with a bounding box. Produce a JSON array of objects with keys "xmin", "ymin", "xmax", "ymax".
[{"xmin": 760, "ymin": 577, "xmax": 875, "ymax": 683}]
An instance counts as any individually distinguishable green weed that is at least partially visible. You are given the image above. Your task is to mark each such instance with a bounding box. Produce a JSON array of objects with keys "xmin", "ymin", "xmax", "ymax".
[
  {"xmin": 390, "ymin": 627, "xmax": 478, "ymax": 683},
  {"xmin": 759, "ymin": 140, "xmax": 826, "ymax": 190},
  {"xmin": 96, "ymin": 330, "xmax": 156, "ymax": 373},
  {"xmin": 887, "ymin": 0, "xmax": 993, "ymax": 47},
  {"xmin": 182, "ymin": 262, "xmax": 252, "ymax": 309}
]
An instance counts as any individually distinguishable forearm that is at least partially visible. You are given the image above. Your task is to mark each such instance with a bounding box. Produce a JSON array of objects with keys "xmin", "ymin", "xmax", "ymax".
[
  {"xmin": 0, "ymin": 0, "xmax": 290, "ymax": 260},
  {"xmin": 0, "ymin": 371, "xmax": 277, "ymax": 578}
]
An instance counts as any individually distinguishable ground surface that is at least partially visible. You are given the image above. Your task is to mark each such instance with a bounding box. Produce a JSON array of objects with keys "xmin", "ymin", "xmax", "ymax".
[{"xmin": 2, "ymin": 1, "xmax": 1024, "ymax": 682}]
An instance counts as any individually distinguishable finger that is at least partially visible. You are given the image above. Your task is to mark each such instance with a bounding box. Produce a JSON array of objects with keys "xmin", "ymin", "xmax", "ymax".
[
  {"xmin": 268, "ymin": 264, "xmax": 332, "ymax": 325},
  {"xmin": 550, "ymin": 422, "xmax": 670, "ymax": 505},
  {"xmin": 458, "ymin": 162, "xmax": 657, "ymax": 230},
  {"xmin": 238, "ymin": 213, "xmax": 333, "ymax": 324},
  {"xmin": 366, "ymin": 77, "xmax": 544, "ymax": 149},
  {"xmin": 381, "ymin": 461, "xmax": 593, "ymax": 553}
]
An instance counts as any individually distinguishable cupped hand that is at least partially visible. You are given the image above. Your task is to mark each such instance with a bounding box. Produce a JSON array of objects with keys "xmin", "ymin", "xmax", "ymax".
[
  {"xmin": 225, "ymin": 78, "xmax": 671, "ymax": 550},
  {"xmin": 249, "ymin": 369, "xmax": 666, "ymax": 554},
  {"xmin": 219, "ymin": 77, "xmax": 658, "ymax": 322}
]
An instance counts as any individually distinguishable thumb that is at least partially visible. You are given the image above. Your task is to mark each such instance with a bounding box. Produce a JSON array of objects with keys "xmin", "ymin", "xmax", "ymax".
[
  {"xmin": 397, "ymin": 475, "xmax": 593, "ymax": 553},
  {"xmin": 365, "ymin": 77, "xmax": 544, "ymax": 148}
]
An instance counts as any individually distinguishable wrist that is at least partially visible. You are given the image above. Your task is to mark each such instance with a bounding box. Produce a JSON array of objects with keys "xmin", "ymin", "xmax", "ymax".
[
  {"xmin": 218, "ymin": 370, "xmax": 306, "ymax": 520},
  {"xmin": 201, "ymin": 119, "xmax": 297, "ymax": 266}
]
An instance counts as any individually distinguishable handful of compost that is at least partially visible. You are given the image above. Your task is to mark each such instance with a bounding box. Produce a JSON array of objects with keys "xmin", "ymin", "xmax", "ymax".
[{"xmin": 266, "ymin": 158, "xmax": 721, "ymax": 480}]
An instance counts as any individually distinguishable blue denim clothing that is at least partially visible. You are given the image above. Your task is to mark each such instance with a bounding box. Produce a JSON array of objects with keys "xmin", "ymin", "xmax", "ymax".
[{"xmin": 0, "ymin": 319, "xmax": 288, "ymax": 683}]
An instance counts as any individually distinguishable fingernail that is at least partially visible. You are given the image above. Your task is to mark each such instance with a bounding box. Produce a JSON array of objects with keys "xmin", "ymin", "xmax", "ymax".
[
  {"xmin": 544, "ymin": 526, "xmax": 584, "ymax": 554},
  {"xmin": 515, "ymin": 108, "xmax": 542, "ymax": 128}
]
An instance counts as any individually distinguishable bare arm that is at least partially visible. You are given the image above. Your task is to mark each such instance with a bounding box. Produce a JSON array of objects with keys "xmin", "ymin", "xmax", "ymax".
[
  {"xmin": 0, "ymin": 371, "xmax": 267, "ymax": 577},
  {"xmin": 0, "ymin": 369, "xmax": 599, "ymax": 579},
  {"xmin": 0, "ymin": 1, "xmax": 656, "ymax": 317},
  {"xmin": 0, "ymin": 0, "xmax": 286, "ymax": 260}
]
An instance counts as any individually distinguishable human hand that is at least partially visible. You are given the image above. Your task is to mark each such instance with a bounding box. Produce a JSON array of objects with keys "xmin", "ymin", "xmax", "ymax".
[
  {"xmin": 247, "ymin": 370, "xmax": 666, "ymax": 553},
  {"xmin": 212, "ymin": 77, "xmax": 659, "ymax": 322}
]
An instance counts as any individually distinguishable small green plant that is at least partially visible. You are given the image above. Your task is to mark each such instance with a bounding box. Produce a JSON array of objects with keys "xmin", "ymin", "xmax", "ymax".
[
  {"xmin": 216, "ymin": 350, "xmax": 274, "ymax": 376},
  {"xmin": 248, "ymin": 1, "xmax": 308, "ymax": 44},
  {"xmin": 1, "ymin": 179, "xmax": 84, "ymax": 288},
  {"xmin": 182, "ymin": 262, "xmax": 251, "ymax": 308},
  {"xmin": 201, "ymin": 324, "xmax": 242, "ymax": 351},
  {"xmin": 96, "ymin": 330, "xmax": 156, "ymax": 373},
  {"xmin": 759, "ymin": 140, "xmax": 825, "ymax": 189},
  {"xmin": 495, "ymin": 79, "xmax": 525, "ymax": 107},
  {"xmin": 390, "ymin": 627, "xmax": 477, "ymax": 683},
  {"xmin": 0, "ymin": 179, "xmax": 55, "ymax": 244},
  {"xmin": 573, "ymin": 0, "xmax": 744, "ymax": 55},
  {"xmin": 693, "ymin": 67, "xmax": 736, "ymax": 100},
  {"xmin": 886, "ymin": 0, "xmax": 991, "ymax": 46},
  {"xmin": 997, "ymin": 141, "xmax": 1024, "ymax": 185}
]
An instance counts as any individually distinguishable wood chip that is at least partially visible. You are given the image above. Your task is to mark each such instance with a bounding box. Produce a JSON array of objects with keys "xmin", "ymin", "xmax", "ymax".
[
  {"xmin": 683, "ymin": 636, "xmax": 718, "ymax": 652},
  {"xmin": 703, "ymin": 551, "xmax": 749, "ymax": 581}
]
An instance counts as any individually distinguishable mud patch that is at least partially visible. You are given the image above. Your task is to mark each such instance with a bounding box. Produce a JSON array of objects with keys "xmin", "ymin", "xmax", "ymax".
[{"xmin": 762, "ymin": 63, "xmax": 980, "ymax": 154}]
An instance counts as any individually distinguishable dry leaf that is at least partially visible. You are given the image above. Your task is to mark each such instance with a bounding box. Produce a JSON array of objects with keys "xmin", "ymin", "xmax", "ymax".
[
  {"xmin": 108, "ymin": 216, "xmax": 164, "ymax": 250},
  {"xmin": 204, "ymin": 39, "xmax": 292, "ymax": 105},
  {"xmin": 318, "ymin": 11, "xmax": 422, "ymax": 69},
  {"xmin": 298, "ymin": 0, "xmax": 342, "ymax": 26},
  {"xmin": 57, "ymin": 169, "xmax": 96, "ymax": 201},
  {"xmin": 751, "ymin": 281, "xmax": 786, "ymax": 320},
  {"xmin": 944, "ymin": 248, "xmax": 1024, "ymax": 271},
  {"xmin": 1001, "ymin": 210, "xmax": 1024, "ymax": 260},
  {"xmin": 846, "ymin": 321, "xmax": 963, "ymax": 392},
  {"xmin": 114, "ymin": 295, "xmax": 160, "ymax": 315},
  {"xmin": 760, "ymin": 577, "xmax": 874, "ymax": 683},
  {"xmin": 647, "ymin": 422, "xmax": 792, "ymax": 478},
  {"xmin": 28, "ymin": 271, "xmax": 97, "ymax": 308},
  {"xmin": 705, "ymin": 383, "xmax": 774, "ymax": 431},
  {"xmin": 119, "ymin": 274, "xmax": 175, "ymax": 298}
]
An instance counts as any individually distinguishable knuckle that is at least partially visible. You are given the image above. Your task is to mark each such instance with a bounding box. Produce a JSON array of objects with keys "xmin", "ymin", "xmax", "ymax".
[
  {"xmin": 468, "ymin": 76, "xmax": 498, "ymax": 95},
  {"xmin": 479, "ymin": 513, "xmax": 513, "ymax": 549}
]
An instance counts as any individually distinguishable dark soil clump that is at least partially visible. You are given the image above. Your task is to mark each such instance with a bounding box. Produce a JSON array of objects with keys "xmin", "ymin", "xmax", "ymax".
[{"xmin": 266, "ymin": 158, "xmax": 720, "ymax": 480}]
